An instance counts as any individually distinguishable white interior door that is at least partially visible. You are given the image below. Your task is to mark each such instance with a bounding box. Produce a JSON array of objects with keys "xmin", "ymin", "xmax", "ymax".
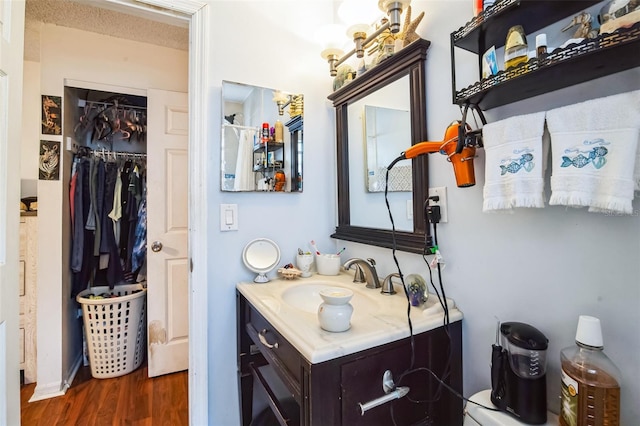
[
  {"xmin": 0, "ymin": 0, "xmax": 25, "ymax": 423},
  {"xmin": 146, "ymin": 89, "xmax": 189, "ymax": 377}
]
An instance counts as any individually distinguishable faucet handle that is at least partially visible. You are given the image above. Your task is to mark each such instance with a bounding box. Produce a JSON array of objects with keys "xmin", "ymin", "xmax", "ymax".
[
  {"xmin": 351, "ymin": 265, "xmax": 366, "ymax": 283},
  {"xmin": 381, "ymin": 273, "xmax": 399, "ymax": 295},
  {"xmin": 367, "ymin": 258, "xmax": 376, "ymax": 266}
]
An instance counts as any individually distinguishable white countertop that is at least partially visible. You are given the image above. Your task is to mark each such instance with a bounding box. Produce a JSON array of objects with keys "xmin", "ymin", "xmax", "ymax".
[{"xmin": 237, "ymin": 272, "xmax": 463, "ymax": 364}]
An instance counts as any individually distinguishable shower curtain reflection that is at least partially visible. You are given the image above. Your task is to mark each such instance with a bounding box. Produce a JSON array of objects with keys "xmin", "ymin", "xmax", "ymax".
[
  {"xmin": 234, "ymin": 128, "xmax": 257, "ymax": 191},
  {"xmin": 221, "ymin": 122, "xmax": 257, "ymax": 191}
]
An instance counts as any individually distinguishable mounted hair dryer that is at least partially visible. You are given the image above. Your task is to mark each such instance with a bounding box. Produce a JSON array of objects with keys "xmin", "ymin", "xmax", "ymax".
[{"xmin": 389, "ymin": 104, "xmax": 486, "ymax": 188}]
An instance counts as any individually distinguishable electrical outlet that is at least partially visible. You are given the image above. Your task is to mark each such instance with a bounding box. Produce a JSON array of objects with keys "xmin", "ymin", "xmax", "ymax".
[{"xmin": 428, "ymin": 186, "xmax": 448, "ymax": 223}]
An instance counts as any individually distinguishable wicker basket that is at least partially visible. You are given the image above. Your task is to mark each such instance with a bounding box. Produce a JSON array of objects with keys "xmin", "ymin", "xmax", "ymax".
[{"xmin": 76, "ymin": 284, "xmax": 147, "ymax": 379}]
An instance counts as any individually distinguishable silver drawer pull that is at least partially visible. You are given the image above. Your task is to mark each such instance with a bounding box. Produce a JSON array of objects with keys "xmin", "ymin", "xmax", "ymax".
[{"xmin": 258, "ymin": 329, "xmax": 279, "ymax": 349}]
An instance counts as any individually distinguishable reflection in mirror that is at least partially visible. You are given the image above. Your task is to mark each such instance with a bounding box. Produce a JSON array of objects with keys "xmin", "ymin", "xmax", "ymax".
[
  {"xmin": 365, "ymin": 105, "xmax": 411, "ymax": 193},
  {"xmin": 350, "ymin": 76, "xmax": 413, "ymax": 231},
  {"xmin": 221, "ymin": 81, "xmax": 303, "ymax": 192}
]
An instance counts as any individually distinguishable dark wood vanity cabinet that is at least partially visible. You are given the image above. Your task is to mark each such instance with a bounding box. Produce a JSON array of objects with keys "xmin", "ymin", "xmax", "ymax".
[{"xmin": 237, "ymin": 291, "xmax": 464, "ymax": 426}]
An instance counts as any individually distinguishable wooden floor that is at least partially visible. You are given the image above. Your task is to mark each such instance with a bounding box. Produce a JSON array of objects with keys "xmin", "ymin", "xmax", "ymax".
[{"xmin": 20, "ymin": 364, "xmax": 188, "ymax": 426}]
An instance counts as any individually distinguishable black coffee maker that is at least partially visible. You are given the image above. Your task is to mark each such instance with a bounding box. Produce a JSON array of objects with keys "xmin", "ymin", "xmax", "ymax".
[{"xmin": 490, "ymin": 321, "xmax": 549, "ymax": 424}]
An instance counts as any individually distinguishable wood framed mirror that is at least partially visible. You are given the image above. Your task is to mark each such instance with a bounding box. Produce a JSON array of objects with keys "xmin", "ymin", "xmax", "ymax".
[{"xmin": 328, "ymin": 39, "xmax": 431, "ymax": 254}]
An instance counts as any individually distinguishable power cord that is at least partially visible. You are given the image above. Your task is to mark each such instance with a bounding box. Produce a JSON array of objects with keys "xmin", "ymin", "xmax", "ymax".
[
  {"xmin": 384, "ymin": 168, "xmax": 454, "ymax": 424},
  {"xmin": 384, "ymin": 165, "xmax": 500, "ymax": 423},
  {"xmin": 384, "ymin": 168, "xmax": 416, "ymax": 372}
]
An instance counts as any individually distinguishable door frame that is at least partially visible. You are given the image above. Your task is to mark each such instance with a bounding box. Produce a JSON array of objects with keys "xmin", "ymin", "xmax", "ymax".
[{"xmin": 104, "ymin": 1, "xmax": 210, "ymax": 424}]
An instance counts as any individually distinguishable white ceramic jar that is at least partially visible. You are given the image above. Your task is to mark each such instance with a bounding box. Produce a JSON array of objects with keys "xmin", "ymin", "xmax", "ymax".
[{"xmin": 317, "ymin": 287, "xmax": 354, "ymax": 332}]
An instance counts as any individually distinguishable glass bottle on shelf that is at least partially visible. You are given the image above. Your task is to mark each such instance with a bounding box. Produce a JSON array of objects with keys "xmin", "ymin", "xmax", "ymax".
[{"xmin": 504, "ymin": 25, "xmax": 528, "ymax": 70}]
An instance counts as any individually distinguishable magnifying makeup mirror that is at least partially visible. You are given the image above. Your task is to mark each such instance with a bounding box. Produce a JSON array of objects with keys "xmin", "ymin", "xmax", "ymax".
[{"xmin": 242, "ymin": 238, "xmax": 281, "ymax": 283}]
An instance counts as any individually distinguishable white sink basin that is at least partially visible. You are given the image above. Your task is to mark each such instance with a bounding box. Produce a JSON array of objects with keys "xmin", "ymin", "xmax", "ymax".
[{"xmin": 281, "ymin": 282, "xmax": 380, "ymax": 314}]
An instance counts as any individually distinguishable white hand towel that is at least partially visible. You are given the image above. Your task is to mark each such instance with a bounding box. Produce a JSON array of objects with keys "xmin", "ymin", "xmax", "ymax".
[
  {"xmin": 546, "ymin": 90, "xmax": 640, "ymax": 215},
  {"xmin": 482, "ymin": 111, "xmax": 547, "ymax": 212}
]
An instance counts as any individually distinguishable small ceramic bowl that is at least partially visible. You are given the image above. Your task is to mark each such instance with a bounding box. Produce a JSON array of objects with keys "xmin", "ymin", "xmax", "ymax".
[{"xmin": 319, "ymin": 287, "xmax": 353, "ymax": 305}]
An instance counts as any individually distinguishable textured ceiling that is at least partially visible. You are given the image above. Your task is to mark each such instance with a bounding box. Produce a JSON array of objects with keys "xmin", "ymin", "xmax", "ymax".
[{"xmin": 24, "ymin": 0, "xmax": 189, "ymax": 61}]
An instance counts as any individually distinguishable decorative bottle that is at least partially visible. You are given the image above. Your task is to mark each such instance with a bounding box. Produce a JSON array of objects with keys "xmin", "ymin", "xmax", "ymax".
[
  {"xmin": 560, "ymin": 315, "xmax": 621, "ymax": 426},
  {"xmin": 504, "ymin": 25, "xmax": 528, "ymax": 70},
  {"xmin": 535, "ymin": 33, "xmax": 548, "ymax": 59},
  {"xmin": 275, "ymin": 120, "xmax": 283, "ymax": 143}
]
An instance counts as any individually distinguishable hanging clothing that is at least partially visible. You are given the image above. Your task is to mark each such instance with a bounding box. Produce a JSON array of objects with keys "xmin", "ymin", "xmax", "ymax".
[
  {"xmin": 99, "ymin": 162, "xmax": 125, "ymax": 286},
  {"xmin": 118, "ymin": 161, "xmax": 133, "ymax": 263},
  {"xmin": 71, "ymin": 158, "xmax": 96, "ymax": 297},
  {"xmin": 69, "ymin": 158, "xmax": 79, "ymax": 227},
  {"xmin": 69, "ymin": 151, "xmax": 146, "ymax": 297},
  {"xmin": 108, "ymin": 168, "xmax": 123, "ymax": 242},
  {"xmin": 131, "ymin": 198, "xmax": 147, "ymax": 273},
  {"xmin": 70, "ymin": 158, "xmax": 88, "ymax": 274}
]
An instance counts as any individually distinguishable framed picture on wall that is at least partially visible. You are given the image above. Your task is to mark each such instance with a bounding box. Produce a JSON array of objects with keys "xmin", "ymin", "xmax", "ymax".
[
  {"xmin": 41, "ymin": 95, "xmax": 62, "ymax": 135},
  {"xmin": 39, "ymin": 140, "xmax": 60, "ymax": 180}
]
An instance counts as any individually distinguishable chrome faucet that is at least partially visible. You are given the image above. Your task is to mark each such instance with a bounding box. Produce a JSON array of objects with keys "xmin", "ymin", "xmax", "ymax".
[{"xmin": 343, "ymin": 258, "xmax": 381, "ymax": 289}]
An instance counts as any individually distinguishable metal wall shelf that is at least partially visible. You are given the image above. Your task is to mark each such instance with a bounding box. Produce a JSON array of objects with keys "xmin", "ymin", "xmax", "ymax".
[
  {"xmin": 450, "ymin": 0, "xmax": 640, "ymax": 110},
  {"xmin": 451, "ymin": 0, "xmax": 599, "ymax": 53}
]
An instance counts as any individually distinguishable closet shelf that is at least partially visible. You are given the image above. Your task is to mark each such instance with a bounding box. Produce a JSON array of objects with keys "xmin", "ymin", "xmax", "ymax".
[{"xmin": 454, "ymin": 24, "xmax": 640, "ymax": 109}]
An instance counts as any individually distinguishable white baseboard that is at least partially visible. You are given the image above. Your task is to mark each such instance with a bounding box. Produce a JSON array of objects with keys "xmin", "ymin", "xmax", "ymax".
[
  {"xmin": 28, "ymin": 353, "xmax": 83, "ymax": 402},
  {"xmin": 28, "ymin": 381, "xmax": 65, "ymax": 402}
]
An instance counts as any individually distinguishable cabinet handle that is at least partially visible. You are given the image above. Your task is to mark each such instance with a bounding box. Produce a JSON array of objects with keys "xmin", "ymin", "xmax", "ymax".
[{"xmin": 258, "ymin": 329, "xmax": 279, "ymax": 349}]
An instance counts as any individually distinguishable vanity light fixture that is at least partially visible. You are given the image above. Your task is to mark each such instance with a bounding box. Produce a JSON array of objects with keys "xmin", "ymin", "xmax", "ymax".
[
  {"xmin": 272, "ymin": 91, "xmax": 292, "ymax": 116},
  {"xmin": 320, "ymin": 0, "xmax": 411, "ymax": 76}
]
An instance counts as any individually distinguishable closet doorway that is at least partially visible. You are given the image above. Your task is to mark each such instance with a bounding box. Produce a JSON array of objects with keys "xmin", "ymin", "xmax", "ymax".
[
  {"xmin": 17, "ymin": 0, "xmax": 210, "ymax": 422},
  {"xmin": 65, "ymin": 84, "xmax": 189, "ymax": 378}
]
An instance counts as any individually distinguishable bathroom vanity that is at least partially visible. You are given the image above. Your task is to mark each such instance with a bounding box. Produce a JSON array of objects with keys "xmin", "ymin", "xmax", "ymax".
[{"xmin": 236, "ymin": 274, "xmax": 464, "ymax": 425}]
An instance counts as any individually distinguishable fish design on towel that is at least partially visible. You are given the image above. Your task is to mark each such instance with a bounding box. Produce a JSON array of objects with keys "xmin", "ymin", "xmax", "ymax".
[
  {"xmin": 500, "ymin": 152, "xmax": 535, "ymax": 175},
  {"xmin": 560, "ymin": 138, "xmax": 609, "ymax": 169}
]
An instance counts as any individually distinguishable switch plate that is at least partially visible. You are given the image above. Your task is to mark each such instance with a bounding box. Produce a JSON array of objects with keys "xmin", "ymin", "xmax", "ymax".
[
  {"xmin": 428, "ymin": 187, "xmax": 448, "ymax": 223},
  {"xmin": 220, "ymin": 204, "xmax": 238, "ymax": 231},
  {"xmin": 407, "ymin": 199, "xmax": 413, "ymax": 220}
]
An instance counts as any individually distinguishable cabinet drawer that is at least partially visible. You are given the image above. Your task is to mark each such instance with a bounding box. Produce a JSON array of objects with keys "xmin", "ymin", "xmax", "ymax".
[
  {"xmin": 19, "ymin": 221, "xmax": 27, "ymax": 260},
  {"xmin": 19, "ymin": 325, "xmax": 25, "ymax": 364},
  {"xmin": 19, "ymin": 260, "xmax": 25, "ymax": 315},
  {"xmin": 246, "ymin": 305, "xmax": 303, "ymax": 402}
]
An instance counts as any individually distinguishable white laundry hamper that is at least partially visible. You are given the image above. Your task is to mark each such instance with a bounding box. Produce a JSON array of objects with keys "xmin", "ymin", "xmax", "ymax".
[{"xmin": 76, "ymin": 284, "xmax": 147, "ymax": 379}]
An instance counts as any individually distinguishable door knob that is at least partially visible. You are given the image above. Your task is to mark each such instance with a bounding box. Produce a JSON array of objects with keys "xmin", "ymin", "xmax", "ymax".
[{"xmin": 151, "ymin": 241, "xmax": 163, "ymax": 252}]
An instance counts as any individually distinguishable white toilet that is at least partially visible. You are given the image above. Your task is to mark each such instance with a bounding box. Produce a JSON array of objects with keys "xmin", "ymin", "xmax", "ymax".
[{"xmin": 464, "ymin": 390, "xmax": 558, "ymax": 426}]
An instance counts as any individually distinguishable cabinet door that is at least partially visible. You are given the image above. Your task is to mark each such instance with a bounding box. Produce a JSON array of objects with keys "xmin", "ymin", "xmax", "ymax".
[
  {"xmin": 340, "ymin": 323, "xmax": 463, "ymax": 426},
  {"xmin": 341, "ymin": 344, "xmax": 423, "ymax": 426}
]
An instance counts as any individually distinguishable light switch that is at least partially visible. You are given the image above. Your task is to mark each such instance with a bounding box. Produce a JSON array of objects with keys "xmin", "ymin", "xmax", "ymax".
[{"xmin": 220, "ymin": 204, "xmax": 238, "ymax": 231}]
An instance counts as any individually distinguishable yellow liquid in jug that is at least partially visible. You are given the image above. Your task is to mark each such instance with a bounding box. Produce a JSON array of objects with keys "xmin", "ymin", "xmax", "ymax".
[
  {"xmin": 560, "ymin": 358, "xmax": 620, "ymax": 426},
  {"xmin": 504, "ymin": 25, "xmax": 528, "ymax": 70}
]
